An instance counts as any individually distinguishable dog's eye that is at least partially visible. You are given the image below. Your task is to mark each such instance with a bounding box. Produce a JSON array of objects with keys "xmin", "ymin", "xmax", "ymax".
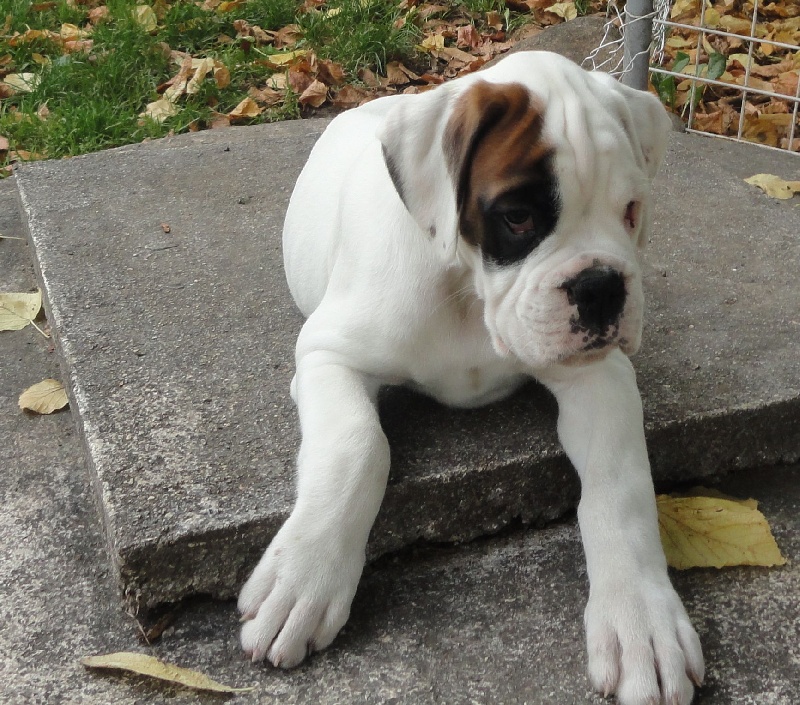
[
  {"xmin": 624, "ymin": 201, "xmax": 640, "ymax": 233},
  {"xmin": 502, "ymin": 209, "xmax": 534, "ymax": 234}
]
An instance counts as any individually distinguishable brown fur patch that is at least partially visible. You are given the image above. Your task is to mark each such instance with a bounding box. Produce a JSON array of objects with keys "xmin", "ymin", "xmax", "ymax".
[{"xmin": 443, "ymin": 81, "xmax": 557, "ymax": 261}]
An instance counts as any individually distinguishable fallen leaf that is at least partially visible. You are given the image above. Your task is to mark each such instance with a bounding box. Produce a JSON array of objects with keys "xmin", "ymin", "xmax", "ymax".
[
  {"xmin": 744, "ymin": 173, "xmax": 800, "ymax": 199},
  {"xmin": 418, "ymin": 33, "xmax": 445, "ymax": 52},
  {"xmin": 298, "ymin": 78, "xmax": 327, "ymax": 107},
  {"xmin": 456, "ymin": 24, "xmax": 482, "ymax": 50},
  {"xmin": 0, "ymin": 291, "xmax": 41, "ymax": 331},
  {"xmin": 228, "ymin": 96, "xmax": 263, "ymax": 120},
  {"xmin": 140, "ymin": 97, "xmax": 179, "ymax": 123},
  {"xmin": 0, "ymin": 135, "xmax": 8, "ymax": 152},
  {"xmin": 332, "ymin": 84, "xmax": 371, "ymax": 108},
  {"xmin": 263, "ymin": 49, "xmax": 307, "ymax": 68},
  {"xmin": 213, "ymin": 65, "xmax": 231, "ymax": 89},
  {"xmin": 81, "ymin": 652, "xmax": 254, "ymax": 693},
  {"xmin": 19, "ymin": 379, "xmax": 68, "ymax": 414},
  {"xmin": 88, "ymin": 5, "xmax": 110, "ymax": 23},
  {"xmin": 248, "ymin": 85, "xmax": 283, "ymax": 106},
  {"xmin": 545, "ymin": 1, "xmax": 577, "ymax": 20},
  {"xmin": 133, "ymin": 5, "xmax": 158, "ymax": 32},
  {"xmin": 186, "ymin": 57, "xmax": 214, "ymax": 95},
  {"xmin": 657, "ymin": 494, "xmax": 787, "ymax": 569},
  {"xmin": 2, "ymin": 73, "xmax": 39, "ymax": 93}
]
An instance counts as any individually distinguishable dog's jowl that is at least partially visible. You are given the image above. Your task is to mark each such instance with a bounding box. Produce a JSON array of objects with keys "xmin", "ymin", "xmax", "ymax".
[{"xmin": 238, "ymin": 51, "xmax": 704, "ymax": 705}]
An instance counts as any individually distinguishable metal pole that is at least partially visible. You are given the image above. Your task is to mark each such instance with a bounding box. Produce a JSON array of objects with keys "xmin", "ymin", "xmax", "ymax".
[{"xmin": 621, "ymin": 0, "xmax": 654, "ymax": 90}]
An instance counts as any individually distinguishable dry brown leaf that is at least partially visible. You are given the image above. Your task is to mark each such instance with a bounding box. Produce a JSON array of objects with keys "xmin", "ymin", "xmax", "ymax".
[
  {"xmin": 213, "ymin": 64, "xmax": 231, "ymax": 89},
  {"xmin": 209, "ymin": 111, "xmax": 231, "ymax": 129},
  {"xmin": 140, "ymin": 97, "xmax": 179, "ymax": 123},
  {"xmin": 81, "ymin": 652, "xmax": 254, "ymax": 693},
  {"xmin": 317, "ymin": 59, "xmax": 346, "ymax": 86},
  {"xmin": 456, "ymin": 24, "xmax": 482, "ymax": 50},
  {"xmin": 299, "ymin": 79, "xmax": 327, "ymax": 108},
  {"xmin": 248, "ymin": 85, "xmax": 283, "ymax": 106},
  {"xmin": 19, "ymin": 379, "xmax": 69, "ymax": 414},
  {"xmin": 273, "ymin": 23, "xmax": 302, "ymax": 48},
  {"xmin": 88, "ymin": 5, "xmax": 109, "ymax": 23},
  {"xmin": 331, "ymin": 84, "xmax": 371, "ymax": 109}
]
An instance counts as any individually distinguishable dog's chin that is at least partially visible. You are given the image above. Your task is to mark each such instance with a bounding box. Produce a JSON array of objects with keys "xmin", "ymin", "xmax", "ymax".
[
  {"xmin": 503, "ymin": 335, "xmax": 640, "ymax": 370},
  {"xmin": 558, "ymin": 345, "xmax": 618, "ymax": 367}
]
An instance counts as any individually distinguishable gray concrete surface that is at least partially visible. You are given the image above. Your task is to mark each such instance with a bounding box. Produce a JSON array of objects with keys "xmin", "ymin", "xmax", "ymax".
[
  {"xmin": 13, "ymin": 114, "xmax": 800, "ymax": 609},
  {"xmin": 2, "ymin": 194, "xmax": 799, "ymax": 703}
]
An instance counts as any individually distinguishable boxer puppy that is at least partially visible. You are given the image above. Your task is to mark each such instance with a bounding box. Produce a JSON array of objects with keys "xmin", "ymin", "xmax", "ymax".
[{"xmin": 238, "ymin": 51, "xmax": 704, "ymax": 705}]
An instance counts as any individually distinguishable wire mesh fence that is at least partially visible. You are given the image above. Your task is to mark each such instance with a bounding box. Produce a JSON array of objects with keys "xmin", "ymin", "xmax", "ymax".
[{"xmin": 584, "ymin": 0, "xmax": 800, "ymax": 153}]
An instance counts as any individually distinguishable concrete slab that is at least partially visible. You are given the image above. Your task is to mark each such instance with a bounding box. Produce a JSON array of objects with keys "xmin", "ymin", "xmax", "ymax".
[
  {"xmin": 3, "ymin": 177, "xmax": 799, "ymax": 704},
  {"xmin": 14, "ymin": 116, "xmax": 800, "ymax": 609}
]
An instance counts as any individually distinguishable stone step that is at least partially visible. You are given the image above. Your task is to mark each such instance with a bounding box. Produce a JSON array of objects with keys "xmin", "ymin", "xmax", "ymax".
[{"xmin": 14, "ymin": 118, "xmax": 800, "ymax": 610}]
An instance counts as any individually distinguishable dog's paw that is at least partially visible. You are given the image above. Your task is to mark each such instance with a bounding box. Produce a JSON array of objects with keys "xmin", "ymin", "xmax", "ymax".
[
  {"xmin": 584, "ymin": 580, "xmax": 704, "ymax": 705},
  {"xmin": 238, "ymin": 517, "xmax": 365, "ymax": 668}
]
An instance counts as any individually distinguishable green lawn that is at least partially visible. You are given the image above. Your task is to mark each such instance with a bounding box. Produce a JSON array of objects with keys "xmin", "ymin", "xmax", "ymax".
[{"xmin": 0, "ymin": 0, "xmax": 544, "ymax": 167}]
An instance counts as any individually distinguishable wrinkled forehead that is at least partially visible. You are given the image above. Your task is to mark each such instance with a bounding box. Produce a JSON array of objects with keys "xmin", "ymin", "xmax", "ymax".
[{"xmin": 450, "ymin": 68, "xmax": 643, "ymax": 198}]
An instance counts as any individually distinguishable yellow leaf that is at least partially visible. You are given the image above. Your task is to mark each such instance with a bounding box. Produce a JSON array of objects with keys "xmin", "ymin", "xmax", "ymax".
[
  {"xmin": 744, "ymin": 173, "xmax": 800, "ymax": 200},
  {"xmin": 265, "ymin": 49, "xmax": 307, "ymax": 66},
  {"xmin": 418, "ymin": 33, "xmax": 445, "ymax": 52},
  {"xmin": 19, "ymin": 379, "xmax": 69, "ymax": 414},
  {"xmin": 228, "ymin": 96, "xmax": 263, "ymax": 120},
  {"xmin": 0, "ymin": 290, "xmax": 41, "ymax": 331},
  {"xmin": 133, "ymin": 5, "xmax": 157, "ymax": 32},
  {"xmin": 59, "ymin": 22, "xmax": 87, "ymax": 41},
  {"xmin": 140, "ymin": 97, "xmax": 179, "ymax": 123},
  {"xmin": 81, "ymin": 653, "xmax": 254, "ymax": 694},
  {"xmin": 657, "ymin": 495, "xmax": 787, "ymax": 570},
  {"xmin": 703, "ymin": 7, "xmax": 720, "ymax": 28},
  {"xmin": 545, "ymin": 1, "xmax": 578, "ymax": 20}
]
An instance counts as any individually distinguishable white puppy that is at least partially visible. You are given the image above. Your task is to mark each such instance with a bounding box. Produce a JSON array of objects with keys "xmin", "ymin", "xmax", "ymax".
[{"xmin": 239, "ymin": 51, "xmax": 704, "ymax": 705}]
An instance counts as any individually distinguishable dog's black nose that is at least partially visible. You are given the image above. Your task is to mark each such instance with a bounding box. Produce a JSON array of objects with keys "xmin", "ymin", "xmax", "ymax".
[{"xmin": 562, "ymin": 266, "xmax": 626, "ymax": 331}]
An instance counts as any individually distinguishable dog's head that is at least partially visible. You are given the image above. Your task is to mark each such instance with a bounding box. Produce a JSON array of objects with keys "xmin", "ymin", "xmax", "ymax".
[{"xmin": 378, "ymin": 51, "xmax": 671, "ymax": 368}]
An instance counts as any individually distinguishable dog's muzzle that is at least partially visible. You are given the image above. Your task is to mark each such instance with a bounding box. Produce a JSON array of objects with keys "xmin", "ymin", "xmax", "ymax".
[{"xmin": 561, "ymin": 265, "xmax": 627, "ymax": 344}]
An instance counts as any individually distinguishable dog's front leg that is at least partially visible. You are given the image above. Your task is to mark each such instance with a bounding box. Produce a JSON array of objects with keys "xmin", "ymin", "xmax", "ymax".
[
  {"xmin": 539, "ymin": 349, "xmax": 704, "ymax": 705},
  {"xmin": 238, "ymin": 352, "xmax": 390, "ymax": 668}
]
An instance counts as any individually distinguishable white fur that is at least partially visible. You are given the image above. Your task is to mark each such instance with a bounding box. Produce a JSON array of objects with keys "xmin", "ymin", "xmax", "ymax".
[{"xmin": 239, "ymin": 51, "xmax": 703, "ymax": 704}]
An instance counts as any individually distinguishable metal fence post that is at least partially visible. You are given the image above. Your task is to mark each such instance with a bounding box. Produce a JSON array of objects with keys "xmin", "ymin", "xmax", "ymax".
[{"xmin": 621, "ymin": 0, "xmax": 654, "ymax": 90}]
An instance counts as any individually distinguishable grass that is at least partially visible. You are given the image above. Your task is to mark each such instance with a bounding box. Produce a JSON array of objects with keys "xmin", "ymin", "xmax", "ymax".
[{"xmin": 0, "ymin": 0, "xmax": 530, "ymax": 166}]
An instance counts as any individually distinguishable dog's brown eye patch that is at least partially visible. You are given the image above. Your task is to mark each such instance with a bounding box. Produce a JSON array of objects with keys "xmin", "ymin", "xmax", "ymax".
[
  {"xmin": 443, "ymin": 81, "xmax": 560, "ymax": 267},
  {"xmin": 479, "ymin": 157, "xmax": 560, "ymax": 265}
]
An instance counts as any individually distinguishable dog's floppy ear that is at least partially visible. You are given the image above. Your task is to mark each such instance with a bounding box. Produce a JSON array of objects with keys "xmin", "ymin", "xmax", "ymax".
[
  {"xmin": 589, "ymin": 72, "xmax": 672, "ymax": 180},
  {"xmin": 377, "ymin": 86, "xmax": 463, "ymax": 259},
  {"xmin": 378, "ymin": 80, "xmax": 534, "ymax": 261},
  {"xmin": 588, "ymin": 73, "xmax": 671, "ymax": 247}
]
